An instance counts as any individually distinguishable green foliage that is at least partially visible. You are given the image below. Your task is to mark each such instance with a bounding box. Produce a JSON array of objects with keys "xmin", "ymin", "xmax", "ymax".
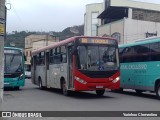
[
  {"xmin": 5, "ymin": 31, "xmax": 36, "ymax": 48},
  {"xmin": 45, "ymin": 25, "xmax": 84, "ymax": 40}
]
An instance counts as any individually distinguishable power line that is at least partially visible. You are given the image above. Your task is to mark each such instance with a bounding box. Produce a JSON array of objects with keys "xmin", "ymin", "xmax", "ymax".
[{"xmin": 7, "ymin": 0, "xmax": 26, "ymax": 31}]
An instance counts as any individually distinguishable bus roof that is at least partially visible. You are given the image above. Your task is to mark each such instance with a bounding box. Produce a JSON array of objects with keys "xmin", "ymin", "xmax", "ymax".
[
  {"xmin": 119, "ymin": 36, "xmax": 160, "ymax": 48},
  {"xmin": 4, "ymin": 47, "xmax": 23, "ymax": 51},
  {"xmin": 32, "ymin": 36, "xmax": 116, "ymax": 56}
]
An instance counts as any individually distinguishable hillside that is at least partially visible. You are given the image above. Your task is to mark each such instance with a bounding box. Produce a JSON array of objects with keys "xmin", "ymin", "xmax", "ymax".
[{"xmin": 5, "ymin": 25, "xmax": 84, "ymax": 48}]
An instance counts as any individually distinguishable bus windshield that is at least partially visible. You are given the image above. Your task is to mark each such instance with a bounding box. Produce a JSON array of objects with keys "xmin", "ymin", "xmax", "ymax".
[
  {"xmin": 76, "ymin": 45, "xmax": 119, "ymax": 71},
  {"xmin": 4, "ymin": 54, "xmax": 23, "ymax": 74}
]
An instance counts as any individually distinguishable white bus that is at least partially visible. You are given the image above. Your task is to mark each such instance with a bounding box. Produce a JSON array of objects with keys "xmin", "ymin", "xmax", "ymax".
[{"xmin": 31, "ymin": 36, "xmax": 120, "ymax": 96}]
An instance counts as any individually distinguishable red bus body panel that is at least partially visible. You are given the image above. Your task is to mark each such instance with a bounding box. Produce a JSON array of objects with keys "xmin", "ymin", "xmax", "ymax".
[
  {"xmin": 73, "ymin": 68, "xmax": 120, "ymax": 91},
  {"xmin": 73, "ymin": 55, "xmax": 120, "ymax": 91}
]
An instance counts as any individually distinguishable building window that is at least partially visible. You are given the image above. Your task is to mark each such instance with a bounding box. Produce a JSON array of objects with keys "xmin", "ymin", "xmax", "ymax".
[
  {"xmin": 91, "ymin": 12, "xmax": 98, "ymax": 36},
  {"xmin": 132, "ymin": 8, "xmax": 160, "ymax": 22},
  {"xmin": 84, "ymin": 13, "xmax": 87, "ymax": 36}
]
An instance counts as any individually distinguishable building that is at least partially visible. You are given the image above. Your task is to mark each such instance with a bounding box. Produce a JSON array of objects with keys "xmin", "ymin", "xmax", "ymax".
[
  {"xmin": 84, "ymin": 3, "xmax": 104, "ymax": 36},
  {"xmin": 25, "ymin": 34, "xmax": 59, "ymax": 70},
  {"xmin": 0, "ymin": 0, "xmax": 6, "ymax": 110},
  {"xmin": 85, "ymin": 0, "xmax": 160, "ymax": 44}
]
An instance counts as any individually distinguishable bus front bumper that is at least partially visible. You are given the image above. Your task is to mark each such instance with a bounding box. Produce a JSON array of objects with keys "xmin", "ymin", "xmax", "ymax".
[
  {"xmin": 74, "ymin": 80, "xmax": 120, "ymax": 91},
  {"xmin": 4, "ymin": 80, "xmax": 25, "ymax": 88}
]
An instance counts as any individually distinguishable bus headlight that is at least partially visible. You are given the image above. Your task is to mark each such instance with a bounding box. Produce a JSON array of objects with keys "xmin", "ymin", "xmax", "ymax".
[
  {"xmin": 75, "ymin": 76, "xmax": 87, "ymax": 84},
  {"xmin": 19, "ymin": 74, "xmax": 24, "ymax": 80},
  {"xmin": 112, "ymin": 77, "xmax": 120, "ymax": 83}
]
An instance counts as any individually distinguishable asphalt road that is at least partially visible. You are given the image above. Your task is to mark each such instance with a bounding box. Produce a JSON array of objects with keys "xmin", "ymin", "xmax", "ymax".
[{"xmin": 2, "ymin": 79, "xmax": 160, "ymax": 120}]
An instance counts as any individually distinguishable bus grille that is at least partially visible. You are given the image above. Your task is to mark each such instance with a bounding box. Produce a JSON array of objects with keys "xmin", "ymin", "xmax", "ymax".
[{"xmin": 79, "ymin": 70, "xmax": 118, "ymax": 78}]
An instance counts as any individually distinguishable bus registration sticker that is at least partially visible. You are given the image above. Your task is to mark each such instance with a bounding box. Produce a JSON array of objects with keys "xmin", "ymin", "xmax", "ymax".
[{"xmin": 96, "ymin": 86, "xmax": 103, "ymax": 88}]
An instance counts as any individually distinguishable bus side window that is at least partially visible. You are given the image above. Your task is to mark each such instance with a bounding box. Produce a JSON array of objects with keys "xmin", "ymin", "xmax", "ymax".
[
  {"xmin": 46, "ymin": 52, "xmax": 49, "ymax": 70},
  {"xmin": 121, "ymin": 47, "xmax": 133, "ymax": 63},
  {"xmin": 34, "ymin": 55, "xmax": 37, "ymax": 70},
  {"xmin": 38, "ymin": 53, "xmax": 41, "ymax": 65},
  {"xmin": 50, "ymin": 49, "xmax": 54, "ymax": 64},
  {"xmin": 134, "ymin": 44, "xmax": 150, "ymax": 62},
  {"xmin": 54, "ymin": 48, "xmax": 60, "ymax": 64},
  {"xmin": 38, "ymin": 52, "xmax": 43, "ymax": 65},
  {"xmin": 37, "ymin": 55, "xmax": 39, "ymax": 66},
  {"xmin": 57, "ymin": 47, "xmax": 60, "ymax": 54},
  {"xmin": 119, "ymin": 48, "xmax": 124, "ymax": 63},
  {"xmin": 150, "ymin": 42, "xmax": 160, "ymax": 61},
  {"xmin": 61, "ymin": 46, "xmax": 67, "ymax": 63},
  {"xmin": 40, "ymin": 52, "xmax": 45, "ymax": 65}
]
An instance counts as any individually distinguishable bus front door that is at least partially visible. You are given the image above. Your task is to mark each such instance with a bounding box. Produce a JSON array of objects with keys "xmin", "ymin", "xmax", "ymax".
[
  {"xmin": 32, "ymin": 56, "xmax": 36, "ymax": 84},
  {"xmin": 68, "ymin": 46, "xmax": 73, "ymax": 89}
]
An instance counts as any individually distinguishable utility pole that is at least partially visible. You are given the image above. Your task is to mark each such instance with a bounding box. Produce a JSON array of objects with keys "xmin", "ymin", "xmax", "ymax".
[{"xmin": 0, "ymin": 0, "xmax": 6, "ymax": 111}]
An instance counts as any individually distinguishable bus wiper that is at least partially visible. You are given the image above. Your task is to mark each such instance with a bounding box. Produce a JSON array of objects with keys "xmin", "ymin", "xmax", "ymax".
[{"xmin": 10, "ymin": 54, "xmax": 15, "ymax": 63}]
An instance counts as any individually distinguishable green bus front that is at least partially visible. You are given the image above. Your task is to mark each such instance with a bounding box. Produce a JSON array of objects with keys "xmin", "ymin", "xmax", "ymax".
[
  {"xmin": 119, "ymin": 37, "xmax": 160, "ymax": 99},
  {"xmin": 4, "ymin": 47, "xmax": 25, "ymax": 89}
]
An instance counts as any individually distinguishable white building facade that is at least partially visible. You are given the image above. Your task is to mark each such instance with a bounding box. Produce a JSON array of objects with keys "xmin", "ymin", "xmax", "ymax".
[
  {"xmin": 98, "ymin": 18, "xmax": 160, "ymax": 44},
  {"xmin": 85, "ymin": 0, "xmax": 160, "ymax": 44},
  {"xmin": 84, "ymin": 3, "xmax": 104, "ymax": 36}
]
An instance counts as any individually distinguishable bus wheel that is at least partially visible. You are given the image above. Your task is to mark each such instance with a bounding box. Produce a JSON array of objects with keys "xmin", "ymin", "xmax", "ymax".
[
  {"xmin": 156, "ymin": 83, "xmax": 160, "ymax": 99},
  {"xmin": 118, "ymin": 88, "xmax": 123, "ymax": 93},
  {"xmin": 96, "ymin": 90, "xmax": 105, "ymax": 96},
  {"xmin": 111, "ymin": 88, "xmax": 123, "ymax": 93},
  {"xmin": 135, "ymin": 90, "xmax": 143, "ymax": 94},
  {"xmin": 39, "ymin": 78, "xmax": 44, "ymax": 90},
  {"xmin": 62, "ymin": 80, "xmax": 70, "ymax": 96},
  {"xmin": 15, "ymin": 87, "xmax": 19, "ymax": 90}
]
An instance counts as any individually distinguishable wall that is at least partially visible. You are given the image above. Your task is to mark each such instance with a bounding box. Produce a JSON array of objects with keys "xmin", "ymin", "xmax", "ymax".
[
  {"xmin": 124, "ymin": 18, "xmax": 160, "ymax": 43},
  {"xmin": 98, "ymin": 18, "xmax": 160, "ymax": 44},
  {"xmin": 98, "ymin": 19, "xmax": 124, "ymax": 44}
]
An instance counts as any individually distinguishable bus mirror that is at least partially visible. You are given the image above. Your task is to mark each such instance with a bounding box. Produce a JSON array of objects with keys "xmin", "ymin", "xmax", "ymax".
[{"xmin": 30, "ymin": 59, "xmax": 33, "ymax": 66}]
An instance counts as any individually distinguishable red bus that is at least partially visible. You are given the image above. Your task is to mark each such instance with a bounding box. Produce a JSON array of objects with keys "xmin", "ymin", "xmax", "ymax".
[{"xmin": 31, "ymin": 36, "xmax": 120, "ymax": 96}]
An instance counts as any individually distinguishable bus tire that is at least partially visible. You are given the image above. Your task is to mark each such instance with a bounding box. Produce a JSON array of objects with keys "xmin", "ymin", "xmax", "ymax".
[
  {"xmin": 39, "ymin": 78, "xmax": 44, "ymax": 90},
  {"xmin": 135, "ymin": 90, "xmax": 143, "ymax": 94},
  {"xmin": 15, "ymin": 87, "xmax": 19, "ymax": 90},
  {"xmin": 111, "ymin": 88, "xmax": 123, "ymax": 93},
  {"xmin": 118, "ymin": 88, "xmax": 123, "ymax": 92},
  {"xmin": 62, "ymin": 80, "xmax": 70, "ymax": 96},
  {"xmin": 96, "ymin": 89, "xmax": 105, "ymax": 96},
  {"xmin": 156, "ymin": 83, "xmax": 160, "ymax": 99}
]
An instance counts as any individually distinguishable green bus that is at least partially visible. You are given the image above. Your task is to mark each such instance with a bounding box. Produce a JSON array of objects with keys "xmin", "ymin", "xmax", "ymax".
[
  {"xmin": 119, "ymin": 37, "xmax": 160, "ymax": 99},
  {"xmin": 4, "ymin": 47, "xmax": 25, "ymax": 90}
]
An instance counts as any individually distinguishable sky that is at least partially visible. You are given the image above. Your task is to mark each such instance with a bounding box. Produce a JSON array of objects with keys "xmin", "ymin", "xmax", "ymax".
[{"xmin": 6, "ymin": 0, "xmax": 160, "ymax": 33}]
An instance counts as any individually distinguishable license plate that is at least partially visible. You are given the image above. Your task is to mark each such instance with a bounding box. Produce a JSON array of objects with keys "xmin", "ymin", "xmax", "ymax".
[
  {"xmin": 96, "ymin": 86, "xmax": 103, "ymax": 88},
  {"xmin": 4, "ymin": 83, "xmax": 10, "ymax": 86}
]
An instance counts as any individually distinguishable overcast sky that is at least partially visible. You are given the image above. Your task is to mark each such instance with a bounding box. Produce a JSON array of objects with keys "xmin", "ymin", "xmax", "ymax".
[{"xmin": 6, "ymin": 0, "xmax": 160, "ymax": 33}]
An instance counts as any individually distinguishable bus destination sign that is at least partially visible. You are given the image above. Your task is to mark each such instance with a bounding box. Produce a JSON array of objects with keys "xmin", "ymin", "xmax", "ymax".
[
  {"xmin": 4, "ymin": 50, "xmax": 20, "ymax": 54},
  {"xmin": 79, "ymin": 38, "xmax": 116, "ymax": 45}
]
